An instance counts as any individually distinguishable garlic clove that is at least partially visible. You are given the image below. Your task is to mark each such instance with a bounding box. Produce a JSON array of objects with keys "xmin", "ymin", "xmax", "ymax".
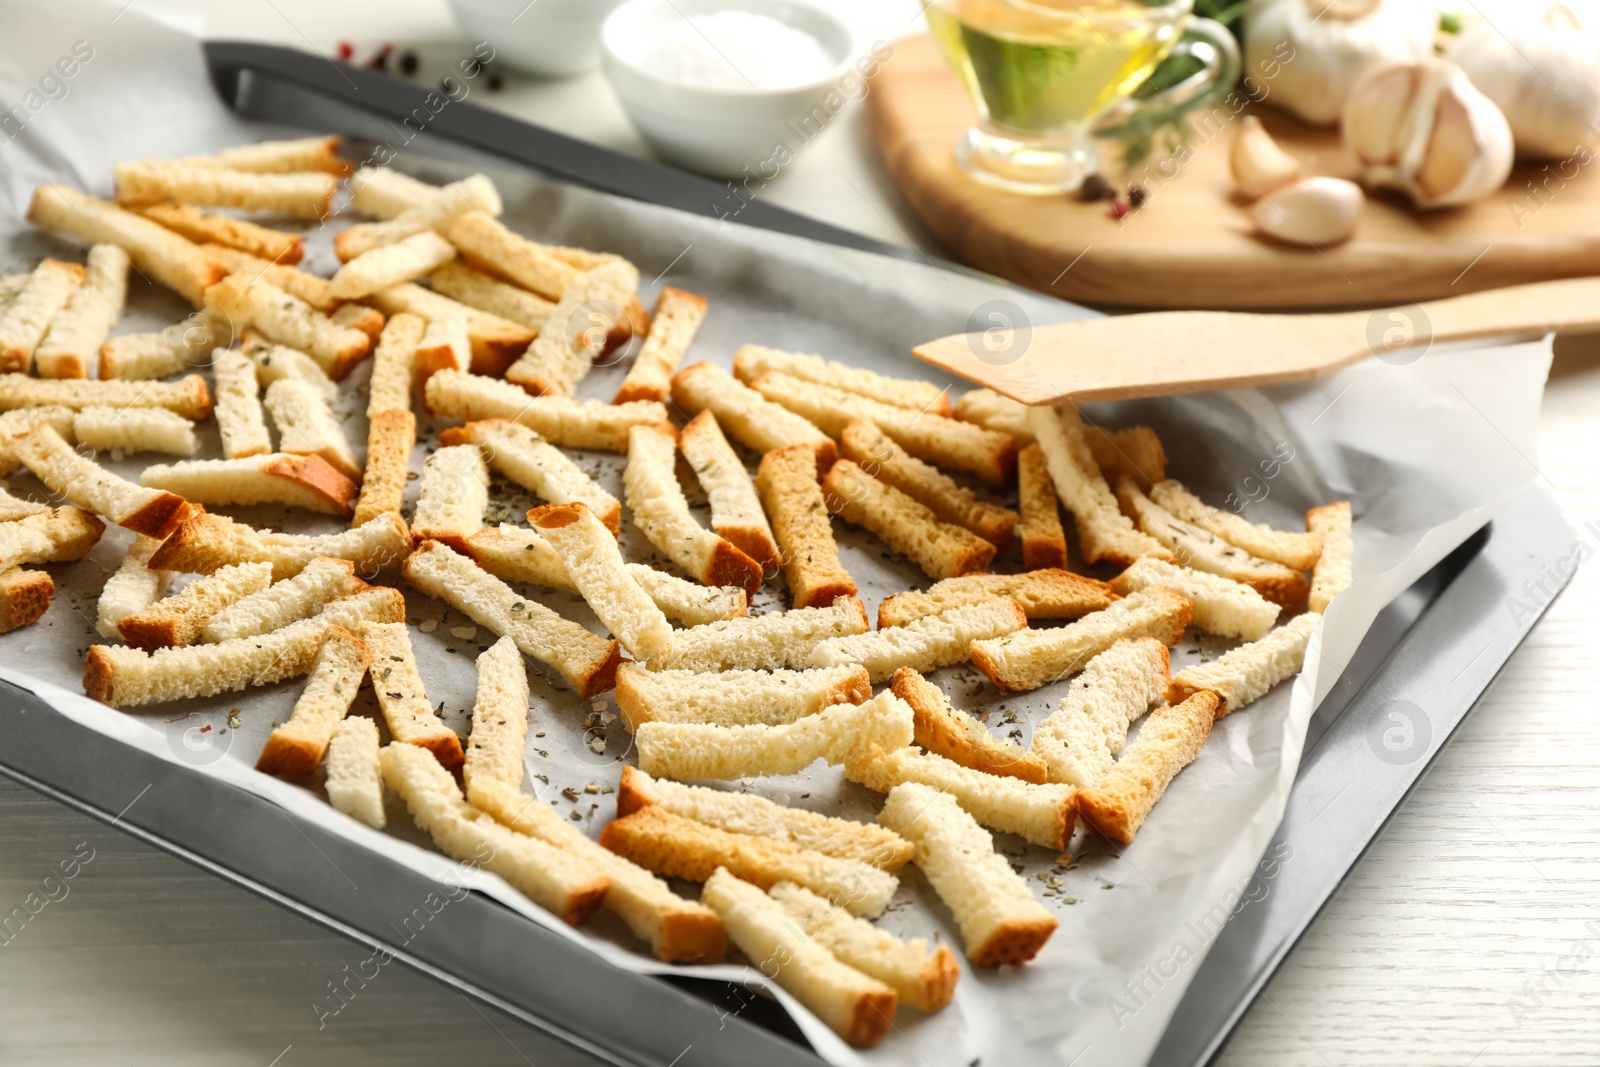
[
  {"xmin": 1343, "ymin": 58, "xmax": 1515, "ymax": 209},
  {"xmin": 1230, "ymin": 116, "xmax": 1302, "ymax": 199},
  {"xmin": 1342, "ymin": 64, "xmax": 1419, "ymax": 166},
  {"xmin": 1418, "ymin": 92, "xmax": 1478, "ymax": 200},
  {"xmin": 1251, "ymin": 177, "xmax": 1363, "ymax": 247}
]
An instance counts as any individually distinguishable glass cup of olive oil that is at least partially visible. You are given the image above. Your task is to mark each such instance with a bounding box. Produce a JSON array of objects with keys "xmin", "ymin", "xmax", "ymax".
[{"xmin": 928, "ymin": 0, "xmax": 1239, "ymax": 194}]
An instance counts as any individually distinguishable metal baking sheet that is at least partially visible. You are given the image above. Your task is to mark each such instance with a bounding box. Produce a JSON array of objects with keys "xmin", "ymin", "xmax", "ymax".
[{"xmin": 0, "ymin": 35, "xmax": 1574, "ymax": 1067}]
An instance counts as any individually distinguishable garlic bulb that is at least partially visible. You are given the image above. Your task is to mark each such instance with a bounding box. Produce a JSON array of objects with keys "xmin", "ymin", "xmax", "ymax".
[
  {"xmin": 1251, "ymin": 177, "xmax": 1363, "ymax": 246},
  {"xmin": 1231, "ymin": 116, "xmax": 1302, "ymax": 198},
  {"xmin": 1244, "ymin": 0, "xmax": 1439, "ymax": 125},
  {"xmin": 1344, "ymin": 58, "xmax": 1515, "ymax": 209},
  {"xmin": 1448, "ymin": 5, "xmax": 1600, "ymax": 158}
]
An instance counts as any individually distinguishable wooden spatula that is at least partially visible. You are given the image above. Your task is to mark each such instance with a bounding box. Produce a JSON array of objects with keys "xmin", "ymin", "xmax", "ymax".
[{"xmin": 913, "ymin": 275, "xmax": 1600, "ymax": 405}]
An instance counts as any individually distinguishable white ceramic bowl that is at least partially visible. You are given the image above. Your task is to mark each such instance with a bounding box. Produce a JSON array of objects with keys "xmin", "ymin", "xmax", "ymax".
[
  {"xmin": 449, "ymin": 0, "xmax": 628, "ymax": 77},
  {"xmin": 601, "ymin": 0, "xmax": 858, "ymax": 178}
]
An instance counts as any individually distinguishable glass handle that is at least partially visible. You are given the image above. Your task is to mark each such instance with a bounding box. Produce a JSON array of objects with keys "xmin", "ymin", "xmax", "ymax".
[{"xmin": 1094, "ymin": 17, "xmax": 1242, "ymax": 144}]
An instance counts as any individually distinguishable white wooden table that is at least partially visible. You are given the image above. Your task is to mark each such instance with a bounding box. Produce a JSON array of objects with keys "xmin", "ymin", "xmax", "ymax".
[{"xmin": 3, "ymin": 2, "xmax": 1598, "ymax": 1064}]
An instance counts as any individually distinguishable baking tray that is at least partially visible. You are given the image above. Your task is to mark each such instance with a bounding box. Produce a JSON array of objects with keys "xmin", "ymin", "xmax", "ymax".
[{"xmin": 0, "ymin": 42, "xmax": 1575, "ymax": 1067}]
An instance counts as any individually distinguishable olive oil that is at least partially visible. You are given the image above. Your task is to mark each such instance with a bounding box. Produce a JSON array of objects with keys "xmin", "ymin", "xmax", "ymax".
[{"xmin": 927, "ymin": 0, "xmax": 1186, "ymax": 133}]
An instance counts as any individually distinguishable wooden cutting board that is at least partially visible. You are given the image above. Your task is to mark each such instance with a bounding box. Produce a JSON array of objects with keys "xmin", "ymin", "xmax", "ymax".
[{"xmin": 865, "ymin": 33, "xmax": 1600, "ymax": 310}]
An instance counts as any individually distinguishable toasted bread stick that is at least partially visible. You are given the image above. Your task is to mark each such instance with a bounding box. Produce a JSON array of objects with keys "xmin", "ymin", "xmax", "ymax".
[
  {"xmin": 212, "ymin": 350, "xmax": 273, "ymax": 459},
  {"xmin": 625, "ymin": 424, "xmax": 761, "ymax": 596},
  {"xmin": 1076, "ymin": 690, "xmax": 1221, "ymax": 844},
  {"xmin": 410, "ymin": 444, "xmax": 488, "ymax": 551},
  {"xmin": 878, "ymin": 782, "xmax": 1056, "ymax": 968},
  {"xmin": 757, "ymin": 444, "xmax": 855, "ymax": 609},
  {"xmin": 504, "ymin": 261, "xmax": 639, "ymax": 397},
  {"xmin": 617, "ymin": 766, "xmax": 911, "ymax": 869},
  {"xmin": 325, "ymin": 717, "xmax": 386, "ymax": 828},
  {"xmin": 425, "ymin": 369, "xmax": 668, "ymax": 452},
  {"xmin": 0, "ymin": 373, "xmax": 210, "ymax": 418},
  {"xmin": 846, "ymin": 746, "xmax": 1077, "ymax": 850},
  {"xmin": 265, "ymin": 378, "xmax": 361, "ymax": 481},
  {"xmin": 179, "ymin": 136, "xmax": 352, "ymax": 176},
  {"xmin": 201, "ymin": 556, "xmax": 363, "ymax": 644},
  {"xmin": 1149, "ymin": 478, "xmax": 1322, "ymax": 570},
  {"xmin": 0, "ymin": 507, "xmax": 103, "ymax": 574},
  {"xmin": 1029, "ymin": 638, "xmax": 1171, "ymax": 787},
  {"xmin": 877, "ymin": 569, "xmax": 1114, "ymax": 630},
  {"xmin": 83, "ymin": 587, "xmax": 404, "ymax": 707},
  {"xmin": 429, "ymin": 262, "xmax": 553, "ymax": 333},
  {"xmin": 1027, "ymin": 405, "xmax": 1169, "ymax": 565},
  {"xmin": 117, "ymin": 561, "xmax": 273, "ymax": 651},
  {"xmin": 12, "ymin": 425, "xmax": 189, "ymax": 538},
  {"xmin": 380, "ymin": 743, "xmax": 608, "ymax": 926},
  {"xmin": 751, "ymin": 372, "xmax": 1015, "ymax": 487},
  {"xmin": 891, "ymin": 667, "xmax": 1046, "ymax": 783},
  {"xmin": 330, "ymin": 231, "xmax": 456, "ymax": 300},
  {"xmin": 256, "ymin": 626, "xmax": 371, "ymax": 775},
  {"xmin": 1168, "ymin": 612, "xmax": 1321, "ymax": 714},
  {"xmin": 671, "ymin": 362, "xmax": 835, "ymax": 474},
  {"xmin": 613, "ymin": 662, "xmax": 870, "ymax": 732},
  {"xmin": 360, "ymin": 621, "xmax": 466, "ymax": 773},
  {"xmin": 634, "ymin": 690, "xmax": 914, "ymax": 781},
  {"xmin": 72, "ymin": 406, "xmax": 196, "ymax": 456},
  {"xmin": 96, "ymin": 535, "xmax": 172, "ymax": 639},
  {"xmin": 1017, "ymin": 442, "xmax": 1068, "ymax": 570},
  {"xmin": 734, "ymin": 345, "xmax": 949, "ymax": 416},
  {"xmin": 353, "ymin": 410, "xmax": 415, "ymax": 530},
  {"xmin": 363, "ymin": 284, "xmax": 533, "ymax": 377},
  {"xmin": 969, "ymin": 588, "xmax": 1190, "ymax": 694},
  {"xmin": 138, "ymin": 202, "xmax": 304, "ymax": 265},
  {"xmin": 651, "ymin": 596, "xmax": 868, "ymax": 672},
  {"xmin": 614, "ymin": 288, "xmax": 706, "ymax": 404},
  {"xmin": 602, "ymin": 806, "xmax": 899, "ymax": 919},
  {"xmin": 1307, "ymin": 502, "xmax": 1352, "ymax": 612},
  {"xmin": 27, "ymin": 185, "xmax": 223, "ymax": 305},
  {"xmin": 771, "ymin": 881, "xmax": 958, "ymax": 1014},
  {"xmin": 402, "ymin": 540, "xmax": 621, "ymax": 698},
  {"xmin": 680, "ymin": 409, "xmax": 778, "ymax": 570},
  {"xmin": 142, "ymin": 453, "xmax": 357, "ymax": 518},
  {"xmin": 36, "ymin": 245, "xmax": 128, "ymax": 378},
  {"xmin": 530, "ymin": 502, "xmax": 673, "ymax": 663},
  {"xmin": 461, "ymin": 636, "xmax": 529, "ymax": 794},
  {"xmin": 700, "ymin": 868, "xmax": 898, "ymax": 1047},
  {"xmin": 840, "ymin": 419, "xmax": 1016, "ymax": 550},
  {"xmin": 1118, "ymin": 478, "xmax": 1308, "ymax": 611},
  {"xmin": 823, "ymin": 459, "xmax": 995, "ymax": 580},
  {"xmin": 113, "ymin": 161, "xmax": 335, "ymax": 220},
  {"xmin": 1084, "ymin": 424, "xmax": 1168, "ymax": 490},
  {"xmin": 807, "ymin": 600, "xmax": 1026, "ymax": 684},
  {"xmin": 469, "ymin": 778, "xmax": 725, "ymax": 963},
  {"xmin": 442, "ymin": 419, "xmax": 620, "ymax": 533},
  {"xmin": 1110, "ymin": 557, "xmax": 1280, "ymax": 641},
  {"xmin": 149, "ymin": 511, "xmax": 409, "ymax": 581},
  {"xmin": 205, "ymin": 272, "xmax": 371, "ymax": 380}
]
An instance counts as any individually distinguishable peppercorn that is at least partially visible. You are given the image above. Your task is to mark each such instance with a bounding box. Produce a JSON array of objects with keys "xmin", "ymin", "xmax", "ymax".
[
  {"xmin": 1078, "ymin": 173, "xmax": 1114, "ymax": 202},
  {"xmin": 399, "ymin": 51, "xmax": 419, "ymax": 76},
  {"xmin": 1128, "ymin": 185, "xmax": 1148, "ymax": 208}
]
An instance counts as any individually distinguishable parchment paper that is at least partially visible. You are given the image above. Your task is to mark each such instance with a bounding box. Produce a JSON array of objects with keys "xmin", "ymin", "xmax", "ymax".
[{"xmin": 0, "ymin": 5, "xmax": 1553, "ymax": 1064}]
